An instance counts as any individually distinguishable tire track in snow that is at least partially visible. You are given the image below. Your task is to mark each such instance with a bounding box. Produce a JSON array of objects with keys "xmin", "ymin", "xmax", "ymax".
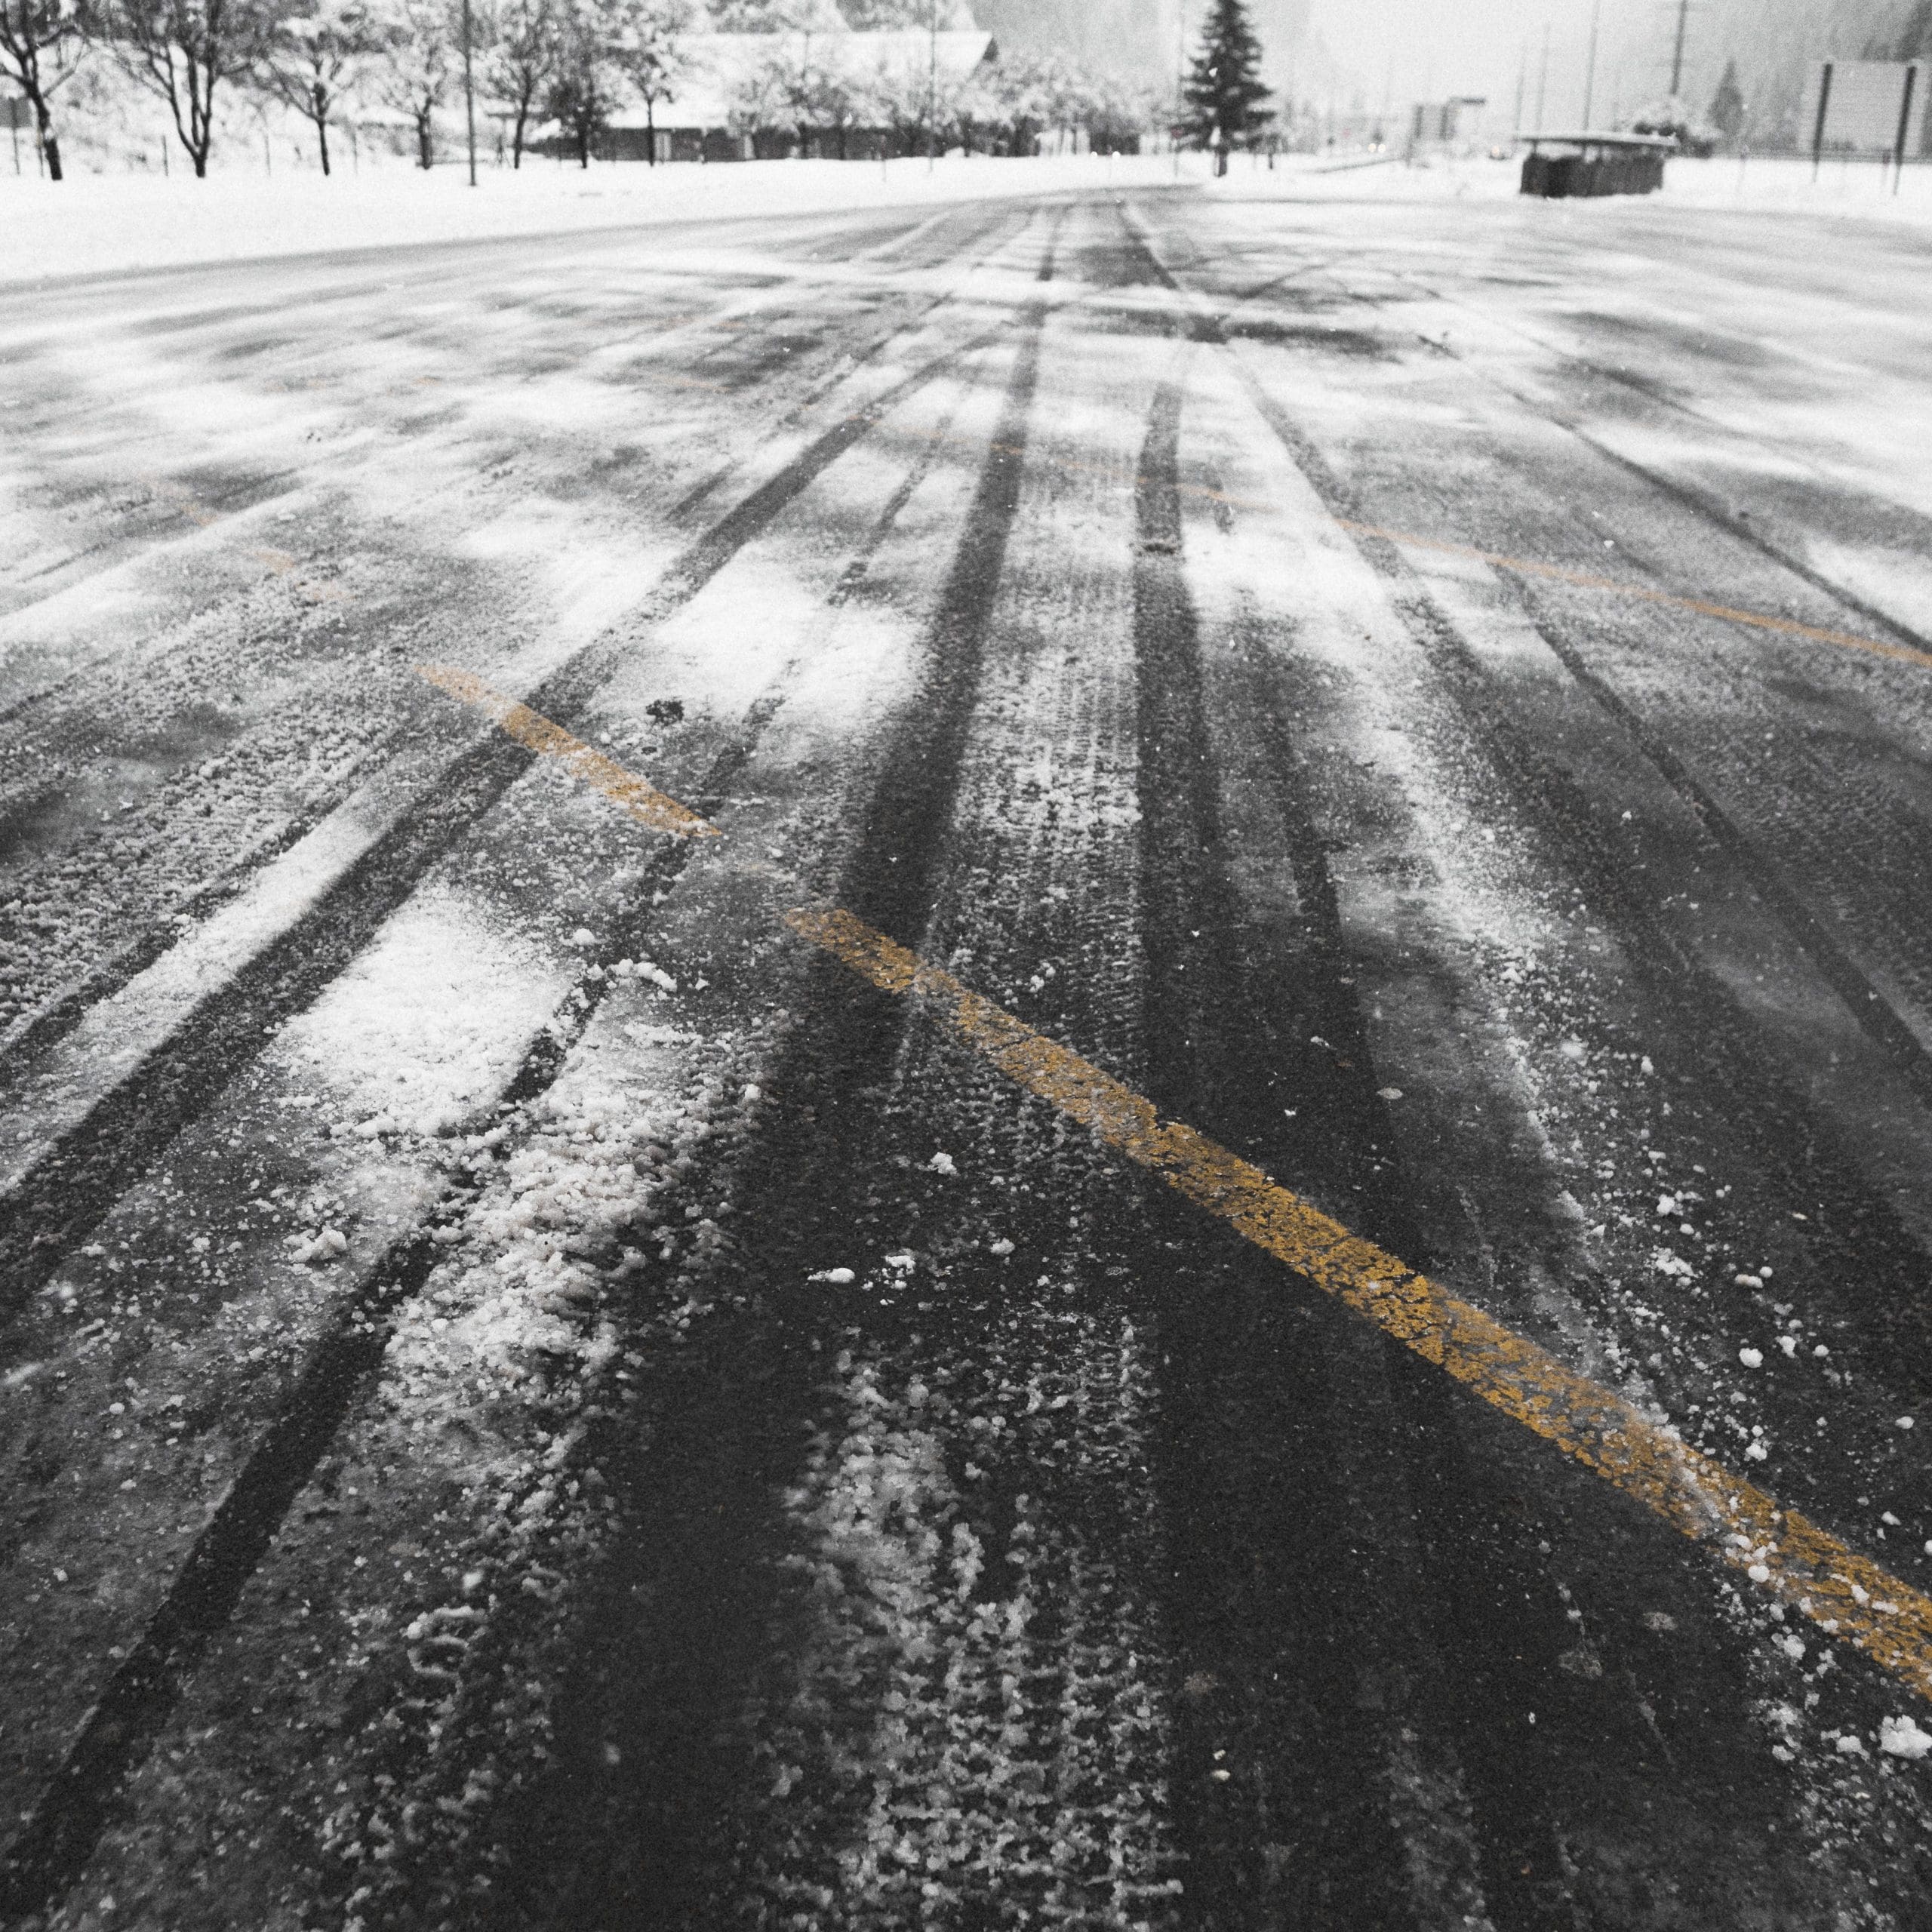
[
  {"xmin": 715, "ymin": 275, "xmax": 1189, "ymax": 1929},
  {"xmin": 0, "ymin": 682, "xmax": 791, "ymax": 1924},
  {"xmin": 458, "ymin": 243, "xmax": 1059, "ymax": 1928},
  {"xmin": 0, "ymin": 300, "xmax": 1018, "ymax": 1323},
  {"xmin": 1126, "ymin": 369, "xmax": 1498, "ymax": 1930},
  {"xmin": 1137, "ymin": 205, "xmax": 1932, "ymax": 1109},
  {"xmin": 1124, "ymin": 200, "xmax": 1932, "ymax": 1918}
]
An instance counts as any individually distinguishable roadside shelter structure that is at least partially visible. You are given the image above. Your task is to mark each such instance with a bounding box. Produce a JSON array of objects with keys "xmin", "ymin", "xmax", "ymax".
[{"xmin": 1518, "ymin": 131, "xmax": 1672, "ymax": 198}]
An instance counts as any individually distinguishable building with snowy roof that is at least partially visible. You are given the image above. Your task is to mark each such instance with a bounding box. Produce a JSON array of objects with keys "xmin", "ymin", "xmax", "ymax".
[{"xmin": 580, "ymin": 29, "xmax": 1001, "ymax": 164}]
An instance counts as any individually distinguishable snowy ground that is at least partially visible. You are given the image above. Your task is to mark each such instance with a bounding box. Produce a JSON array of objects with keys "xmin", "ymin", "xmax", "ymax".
[
  {"xmin": 6, "ymin": 147, "xmax": 1927, "ymax": 295},
  {"xmin": 4, "ymin": 176, "xmax": 1932, "ymax": 1928},
  {"xmin": 0, "ymin": 150, "xmax": 1180, "ymax": 285}
]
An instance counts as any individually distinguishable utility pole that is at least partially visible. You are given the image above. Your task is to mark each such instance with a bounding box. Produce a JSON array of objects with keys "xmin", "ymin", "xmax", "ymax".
[
  {"xmin": 1582, "ymin": 0, "xmax": 1601, "ymax": 129},
  {"xmin": 1512, "ymin": 39, "xmax": 1526, "ymax": 135},
  {"xmin": 1174, "ymin": 0, "xmax": 1186, "ymax": 177},
  {"xmin": 463, "ymin": 0, "xmax": 478, "ymax": 186},
  {"xmin": 1535, "ymin": 20, "xmax": 1550, "ymax": 134},
  {"xmin": 1669, "ymin": 0, "xmax": 1690, "ymax": 99}
]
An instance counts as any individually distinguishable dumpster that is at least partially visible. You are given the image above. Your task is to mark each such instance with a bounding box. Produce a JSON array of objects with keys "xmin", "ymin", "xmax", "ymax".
[{"xmin": 1518, "ymin": 131, "xmax": 1672, "ymax": 198}]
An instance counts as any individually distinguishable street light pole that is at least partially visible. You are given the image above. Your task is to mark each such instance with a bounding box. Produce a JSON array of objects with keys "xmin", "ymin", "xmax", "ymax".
[
  {"xmin": 1669, "ymin": 0, "xmax": 1690, "ymax": 99},
  {"xmin": 1582, "ymin": 0, "xmax": 1601, "ymax": 129},
  {"xmin": 1535, "ymin": 20, "xmax": 1549, "ymax": 134},
  {"xmin": 1174, "ymin": 0, "xmax": 1185, "ymax": 177},
  {"xmin": 462, "ymin": 0, "xmax": 478, "ymax": 186}
]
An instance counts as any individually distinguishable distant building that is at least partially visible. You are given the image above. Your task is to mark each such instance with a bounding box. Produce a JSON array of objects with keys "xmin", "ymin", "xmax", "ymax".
[
  {"xmin": 1408, "ymin": 96, "xmax": 1487, "ymax": 151},
  {"xmin": 570, "ymin": 29, "xmax": 1001, "ymax": 165}
]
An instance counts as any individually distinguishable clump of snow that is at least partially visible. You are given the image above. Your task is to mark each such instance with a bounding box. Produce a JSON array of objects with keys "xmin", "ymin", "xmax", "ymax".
[
  {"xmin": 808, "ymin": 1267, "xmax": 857, "ymax": 1285},
  {"xmin": 1880, "ymin": 1715, "xmax": 1932, "ymax": 1760},
  {"xmin": 1738, "ymin": 1346, "xmax": 1764, "ymax": 1369},
  {"xmin": 926, "ymin": 1151, "xmax": 957, "ymax": 1176},
  {"xmin": 288, "ymin": 1226, "xmax": 349, "ymax": 1265}
]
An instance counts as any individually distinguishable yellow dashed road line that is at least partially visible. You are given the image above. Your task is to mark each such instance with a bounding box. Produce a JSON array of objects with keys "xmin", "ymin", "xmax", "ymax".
[
  {"xmin": 855, "ymin": 424, "xmax": 1925, "ymax": 673},
  {"xmin": 1332, "ymin": 518, "xmax": 1932, "ymax": 674},
  {"xmin": 788, "ymin": 903, "xmax": 1932, "ymax": 1705},
  {"xmin": 416, "ymin": 665, "xmax": 720, "ymax": 839}
]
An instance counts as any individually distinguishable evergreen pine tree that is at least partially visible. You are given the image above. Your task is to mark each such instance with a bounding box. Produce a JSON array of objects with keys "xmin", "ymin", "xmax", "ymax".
[
  {"xmin": 1706, "ymin": 59, "xmax": 1744, "ymax": 146},
  {"xmin": 1180, "ymin": 0, "xmax": 1271, "ymax": 176}
]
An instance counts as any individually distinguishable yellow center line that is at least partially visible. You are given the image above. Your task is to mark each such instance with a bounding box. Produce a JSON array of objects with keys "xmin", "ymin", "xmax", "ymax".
[
  {"xmin": 1331, "ymin": 518, "xmax": 1932, "ymax": 673},
  {"xmin": 788, "ymin": 903, "xmax": 1932, "ymax": 1705},
  {"xmin": 416, "ymin": 665, "xmax": 720, "ymax": 839},
  {"xmin": 422, "ymin": 668, "xmax": 1932, "ymax": 1700},
  {"xmin": 821, "ymin": 396, "xmax": 1919, "ymax": 671}
]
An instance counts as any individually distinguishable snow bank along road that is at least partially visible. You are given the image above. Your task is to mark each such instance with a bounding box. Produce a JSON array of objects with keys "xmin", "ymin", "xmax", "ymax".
[{"xmin": 2, "ymin": 183, "xmax": 1932, "ymax": 1927}]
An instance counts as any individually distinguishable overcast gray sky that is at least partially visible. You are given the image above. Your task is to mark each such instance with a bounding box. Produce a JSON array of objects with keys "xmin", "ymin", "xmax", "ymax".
[{"xmin": 1301, "ymin": 0, "xmax": 1690, "ymax": 130}]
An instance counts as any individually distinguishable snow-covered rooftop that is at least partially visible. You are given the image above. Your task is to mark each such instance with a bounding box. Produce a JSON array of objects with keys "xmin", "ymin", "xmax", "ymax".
[{"xmin": 608, "ymin": 29, "xmax": 997, "ymax": 134}]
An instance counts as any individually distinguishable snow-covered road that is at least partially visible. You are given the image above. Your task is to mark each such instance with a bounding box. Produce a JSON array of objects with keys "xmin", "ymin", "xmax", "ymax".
[{"xmin": 4, "ymin": 181, "xmax": 1932, "ymax": 1929}]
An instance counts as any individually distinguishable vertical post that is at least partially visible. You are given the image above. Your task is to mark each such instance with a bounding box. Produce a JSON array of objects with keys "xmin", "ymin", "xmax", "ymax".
[
  {"xmin": 1174, "ymin": 0, "xmax": 1185, "ymax": 176},
  {"xmin": 1894, "ymin": 62, "xmax": 1918, "ymax": 195},
  {"xmin": 927, "ymin": 0, "xmax": 936, "ymax": 171},
  {"xmin": 1582, "ymin": 0, "xmax": 1601, "ymax": 128},
  {"xmin": 1512, "ymin": 40, "xmax": 1525, "ymax": 137},
  {"xmin": 1535, "ymin": 20, "xmax": 1549, "ymax": 134},
  {"xmin": 1669, "ymin": 0, "xmax": 1688, "ymax": 99},
  {"xmin": 1811, "ymin": 60, "xmax": 1832, "ymax": 180},
  {"xmin": 463, "ymin": 0, "xmax": 478, "ymax": 186}
]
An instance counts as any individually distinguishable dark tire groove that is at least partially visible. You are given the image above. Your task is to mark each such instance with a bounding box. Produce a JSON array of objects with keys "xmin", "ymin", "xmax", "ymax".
[
  {"xmin": 0, "ymin": 328, "xmax": 989, "ymax": 1328},
  {"xmin": 438, "ymin": 278, "xmax": 1056, "ymax": 1932},
  {"xmin": 0, "ymin": 706, "xmax": 786, "ymax": 1927}
]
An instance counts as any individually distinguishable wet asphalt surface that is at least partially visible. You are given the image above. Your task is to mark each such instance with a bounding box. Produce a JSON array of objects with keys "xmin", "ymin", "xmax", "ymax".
[{"xmin": 3, "ymin": 179, "xmax": 1932, "ymax": 1927}]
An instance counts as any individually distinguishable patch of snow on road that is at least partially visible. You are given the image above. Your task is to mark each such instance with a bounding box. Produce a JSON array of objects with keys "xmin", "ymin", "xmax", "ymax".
[{"xmin": 272, "ymin": 885, "xmax": 565, "ymax": 1138}]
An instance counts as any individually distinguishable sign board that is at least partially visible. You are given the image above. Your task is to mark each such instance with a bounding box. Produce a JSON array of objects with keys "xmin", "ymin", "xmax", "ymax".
[{"xmin": 1800, "ymin": 60, "xmax": 1926, "ymax": 157}]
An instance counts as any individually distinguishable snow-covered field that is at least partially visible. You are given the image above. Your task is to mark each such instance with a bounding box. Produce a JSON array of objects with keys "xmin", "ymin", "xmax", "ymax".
[
  {"xmin": 5, "ymin": 146, "xmax": 1926, "ymax": 293},
  {"xmin": 0, "ymin": 149, "xmax": 1182, "ymax": 286},
  {"xmin": 1208, "ymin": 148, "xmax": 1932, "ymax": 223}
]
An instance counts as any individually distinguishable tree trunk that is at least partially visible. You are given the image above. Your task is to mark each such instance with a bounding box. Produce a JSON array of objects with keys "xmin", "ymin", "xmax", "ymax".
[
  {"xmin": 314, "ymin": 85, "xmax": 331, "ymax": 176},
  {"xmin": 512, "ymin": 100, "xmax": 530, "ymax": 168},
  {"xmin": 576, "ymin": 118, "xmax": 589, "ymax": 168},
  {"xmin": 646, "ymin": 96, "xmax": 656, "ymax": 165},
  {"xmin": 1215, "ymin": 141, "xmax": 1229, "ymax": 176},
  {"xmin": 31, "ymin": 94, "xmax": 63, "ymax": 182},
  {"xmin": 417, "ymin": 106, "xmax": 433, "ymax": 170}
]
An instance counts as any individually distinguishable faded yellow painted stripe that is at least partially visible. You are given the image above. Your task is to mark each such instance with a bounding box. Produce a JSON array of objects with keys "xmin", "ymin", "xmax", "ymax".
[
  {"xmin": 787, "ymin": 903, "xmax": 1932, "ymax": 1703},
  {"xmin": 1335, "ymin": 517, "xmax": 1932, "ymax": 674},
  {"xmin": 869, "ymin": 412, "xmax": 1925, "ymax": 672},
  {"xmin": 416, "ymin": 665, "xmax": 720, "ymax": 839}
]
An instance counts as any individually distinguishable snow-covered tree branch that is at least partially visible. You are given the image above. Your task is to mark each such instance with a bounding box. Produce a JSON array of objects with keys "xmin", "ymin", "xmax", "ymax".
[{"xmin": 0, "ymin": 0, "xmax": 91, "ymax": 180}]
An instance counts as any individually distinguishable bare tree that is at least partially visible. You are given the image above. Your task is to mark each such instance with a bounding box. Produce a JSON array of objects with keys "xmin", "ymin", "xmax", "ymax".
[
  {"xmin": 258, "ymin": 0, "xmax": 384, "ymax": 174},
  {"xmin": 111, "ymin": 0, "xmax": 275, "ymax": 176},
  {"xmin": 544, "ymin": 0, "xmax": 615, "ymax": 165},
  {"xmin": 608, "ymin": 0, "xmax": 689, "ymax": 164},
  {"xmin": 480, "ymin": 0, "xmax": 555, "ymax": 165},
  {"xmin": 377, "ymin": 0, "xmax": 451, "ymax": 168},
  {"xmin": 0, "ymin": 0, "xmax": 88, "ymax": 180}
]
